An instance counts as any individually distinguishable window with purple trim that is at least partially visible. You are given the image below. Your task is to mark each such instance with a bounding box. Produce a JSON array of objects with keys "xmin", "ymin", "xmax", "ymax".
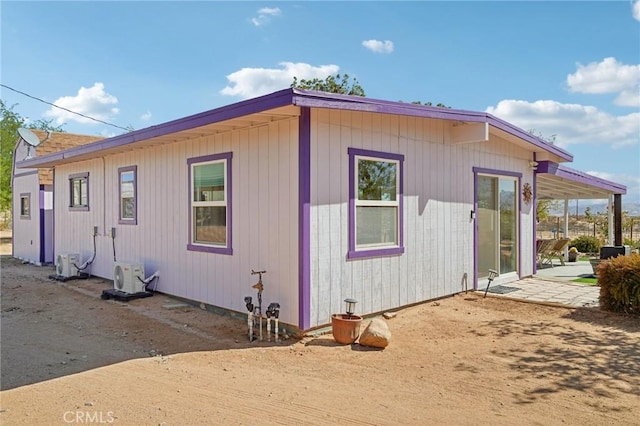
[
  {"xmin": 187, "ymin": 153, "xmax": 232, "ymax": 255},
  {"xmin": 348, "ymin": 148, "xmax": 404, "ymax": 259},
  {"xmin": 20, "ymin": 193, "xmax": 30, "ymax": 219},
  {"xmin": 118, "ymin": 166, "xmax": 137, "ymax": 224},
  {"xmin": 69, "ymin": 172, "xmax": 89, "ymax": 211}
]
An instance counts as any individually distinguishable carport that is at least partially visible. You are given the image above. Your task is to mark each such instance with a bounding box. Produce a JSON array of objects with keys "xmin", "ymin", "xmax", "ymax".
[{"xmin": 534, "ymin": 160, "xmax": 627, "ymax": 272}]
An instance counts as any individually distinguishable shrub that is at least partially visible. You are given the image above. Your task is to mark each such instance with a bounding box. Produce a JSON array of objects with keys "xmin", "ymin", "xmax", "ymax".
[
  {"xmin": 623, "ymin": 238, "xmax": 640, "ymax": 251},
  {"xmin": 570, "ymin": 235, "xmax": 600, "ymax": 254},
  {"xmin": 598, "ymin": 253, "xmax": 640, "ymax": 315}
]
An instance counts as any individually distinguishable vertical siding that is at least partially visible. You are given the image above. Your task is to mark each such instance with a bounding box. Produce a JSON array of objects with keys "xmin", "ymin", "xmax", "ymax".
[
  {"xmin": 309, "ymin": 111, "xmax": 534, "ymax": 328},
  {"xmin": 12, "ymin": 173, "xmax": 41, "ymax": 263},
  {"xmin": 53, "ymin": 119, "xmax": 299, "ymax": 326}
]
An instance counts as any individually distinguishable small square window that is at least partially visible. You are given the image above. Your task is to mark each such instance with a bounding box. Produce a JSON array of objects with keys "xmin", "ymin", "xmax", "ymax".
[
  {"xmin": 69, "ymin": 173, "xmax": 89, "ymax": 211},
  {"xmin": 20, "ymin": 193, "xmax": 30, "ymax": 219},
  {"xmin": 118, "ymin": 166, "xmax": 137, "ymax": 224}
]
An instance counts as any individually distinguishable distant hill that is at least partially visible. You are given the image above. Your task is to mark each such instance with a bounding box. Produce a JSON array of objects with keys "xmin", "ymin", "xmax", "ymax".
[{"xmin": 548, "ymin": 202, "xmax": 640, "ymax": 217}]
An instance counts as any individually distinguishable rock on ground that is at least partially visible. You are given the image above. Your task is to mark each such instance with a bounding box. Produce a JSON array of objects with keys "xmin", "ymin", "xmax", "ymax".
[{"xmin": 358, "ymin": 318, "xmax": 391, "ymax": 348}]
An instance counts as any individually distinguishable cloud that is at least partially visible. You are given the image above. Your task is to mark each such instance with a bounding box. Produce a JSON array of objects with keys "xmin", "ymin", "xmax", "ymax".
[
  {"xmin": 633, "ymin": 0, "xmax": 640, "ymax": 21},
  {"xmin": 220, "ymin": 62, "xmax": 340, "ymax": 99},
  {"xmin": 485, "ymin": 99, "xmax": 640, "ymax": 149},
  {"xmin": 362, "ymin": 39, "xmax": 394, "ymax": 54},
  {"xmin": 140, "ymin": 111, "xmax": 152, "ymax": 121},
  {"xmin": 566, "ymin": 57, "xmax": 640, "ymax": 107},
  {"xmin": 252, "ymin": 7, "xmax": 281, "ymax": 27},
  {"xmin": 587, "ymin": 171, "xmax": 640, "ymax": 203},
  {"xmin": 44, "ymin": 82, "xmax": 119, "ymax": 125}
]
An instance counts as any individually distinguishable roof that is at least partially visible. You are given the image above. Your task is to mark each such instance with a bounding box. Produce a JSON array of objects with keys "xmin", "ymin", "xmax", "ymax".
[
  {"xmin": 536, "ymin": 161, "xmax": 626, "ymax": 199},
  {"xmin": 18, "ymin": 88, "xmax": 573, "ymax": 169},
  {"xmin": 17, "ymin": 130, "xmax": 103, "ymax": 185}
]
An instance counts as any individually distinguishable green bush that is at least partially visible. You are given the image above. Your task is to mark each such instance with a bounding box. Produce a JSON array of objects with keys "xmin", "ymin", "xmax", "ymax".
[
  {"xmin": 623, "ymin": 238, "xmax": 640, "ymax": 251},
  {"xmin": 570, "ymin": 235, "xmax": 600, "ymax": 254},
  {"xmin": 598, "ymin": 253, "xmax": 640, "ymax": 315}
]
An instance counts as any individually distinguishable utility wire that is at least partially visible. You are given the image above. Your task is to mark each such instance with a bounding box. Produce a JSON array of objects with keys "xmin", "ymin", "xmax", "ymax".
[{"xmin": 1, "ymin": 83, "xmax": 130, "ymax": 132}]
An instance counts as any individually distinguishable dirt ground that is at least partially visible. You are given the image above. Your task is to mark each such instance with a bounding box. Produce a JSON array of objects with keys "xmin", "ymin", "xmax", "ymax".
[{"xmin": 1, "ymin": 253, "xmax": 639, "ymax": 426}]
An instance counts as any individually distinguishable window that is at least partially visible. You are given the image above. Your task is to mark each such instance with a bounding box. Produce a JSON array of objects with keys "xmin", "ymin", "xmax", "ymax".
[
  {"xmin": 69, "ymin": 172, "xmax": 89, "ymax": 211},
  {"xmin": 118, "ymin": 166, "xmax": 137, "ymax": 224},
  {"xmin": 348, "ymin": 148, "xmax": 404, "ymax": 259},
  {"xmin": 20, "ymin": 193, "xmax": 30, "ymax": 219},
  {"xmin": 187, "ymin": 152, "xmax": 232, "ymax": 255}
]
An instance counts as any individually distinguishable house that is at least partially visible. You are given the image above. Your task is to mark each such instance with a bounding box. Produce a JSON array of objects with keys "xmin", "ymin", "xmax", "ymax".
[
  {"xmin": 17, "ymin": 89, "xmax": 626, "ymax": 331},
  {"xmin": 12, "ymin": 130, "xmax": 103, "ymax": 265}
]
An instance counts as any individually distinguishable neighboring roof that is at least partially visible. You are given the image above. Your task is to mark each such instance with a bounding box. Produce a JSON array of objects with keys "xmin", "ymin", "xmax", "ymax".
[
  {"xmin": 18, "ymin": 88, "xmax": 572, "ymax": 169},
  {"xmin": 536, "ymin": 161, "xmax": 626, "ymax": 199},
  {"xmin": 17, "ymin": 130, "xmax": 103, "ymax": 185}
]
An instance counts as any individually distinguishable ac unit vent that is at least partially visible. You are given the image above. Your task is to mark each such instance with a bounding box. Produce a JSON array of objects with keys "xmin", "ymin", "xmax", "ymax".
[
  {"xmin": 56, "ymin": 253, "xmax": 80, "ymax": 278},
  {"xmin": 113, "ymin": 262, "xmax": 146, "ymax": 294}
]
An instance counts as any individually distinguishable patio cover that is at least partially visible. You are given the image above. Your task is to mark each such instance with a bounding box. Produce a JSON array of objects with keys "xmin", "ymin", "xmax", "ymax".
[
  {"xmin": 535, "ymin": 160, "xmax": 626, "ymax": 200},
  {"xmin": 535, "ymin": 160, "xmax": 627, "ymax": 246}
]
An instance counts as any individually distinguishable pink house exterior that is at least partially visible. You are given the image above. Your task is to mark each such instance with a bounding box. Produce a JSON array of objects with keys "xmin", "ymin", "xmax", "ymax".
[{"xmin": 18, "ymin": 89, "xmax": 626, "ymax": 331}]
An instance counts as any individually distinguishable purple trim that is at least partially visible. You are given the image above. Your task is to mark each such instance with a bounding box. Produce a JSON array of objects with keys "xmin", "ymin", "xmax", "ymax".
[
  {"xmin": 42, "ymin": 184, "xmax": 53, "ymax": 264},
  {"xmin": 472, "ymin": 171, "xmax": 479, "ymax": 288},
  {"xmin": 21, "ymin": 88, "xmax": 572, "ymax": 169},
  {"xmin": 298, "ymin": 107, "xmax": 311, "ymax": 330},
  {"xmin": 68, "ymin": 172, "xmax": 89, "ymax": 211},
  {"xmin": 52, "ymin": 169, "xmax": 55, "ymax": 259},
  {"xmin": 19, "ymin": 192, "xmax": 31, "ymax": 219},
  {"xmin": 20, "ymin": 89, "xmax": 295, "ymax": 169},
  {"xmin": 39, "ymin": 187, "xmax": 45, "ymax": 263},
  {"xmin": 532, "ymin": 153, "xmax": 538, "ymax": 275},
  {"xmin": 291, "ymin": 89, "xmax": 573, "ymax": 162},
  {"xmin": 517, "ymin": 175, "xmax": 522, "ymax": 279},
  {"xmin": 347, "ymin": 148, "xmax": 405, "ymax": 260},
  {"xmin": 118, "ymin": 165, "xmax": 138, "ymax": 225},
  {"xmin": 537, "ymin": 161, "xmax": 626, "ymax": 194},
  {"xmin": 472, "ymin": 167, "xmax": 522, "ymax": 179},
  {"xmin": 186, "ymin": 152, "xmax": 233, "ymax": 255},
  {"xmin": 472, "ymin": 167, "xmax": 524, "ymax": 289}
]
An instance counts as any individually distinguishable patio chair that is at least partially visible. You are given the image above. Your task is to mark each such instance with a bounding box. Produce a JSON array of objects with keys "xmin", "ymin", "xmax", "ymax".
[
  {"xmin": 545, "ymin": 238, "xmax": 571, "ymax": 267},
  {"xmin": 536, "ymin": 239, "xmax": 556, "ymax": 266}
]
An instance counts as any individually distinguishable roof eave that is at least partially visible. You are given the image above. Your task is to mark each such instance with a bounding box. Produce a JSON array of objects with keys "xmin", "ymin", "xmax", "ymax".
[
  {"xmin": 20, "ymin": 88, "xmax": 573, "ymax": 168},
  {"xmin": 538, "ymin": 160, "xmax": 627, "ymax": 195},
  {"xmin": 291, "ymin": 89, "xmax": 573, "ymax": 162},
  {"xmin": 19, "ymin": 88, "xmax": 296, "ymax": 169}
]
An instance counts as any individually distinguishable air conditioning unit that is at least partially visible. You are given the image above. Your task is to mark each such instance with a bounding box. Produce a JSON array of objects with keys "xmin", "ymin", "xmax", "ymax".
[
  {"xmin": 113, "ymin": 262, "xmax": 146, "ymax": 294},
  {"xmin": 56, "ymin": 253, "xmax": 80, "ymax": 277}
]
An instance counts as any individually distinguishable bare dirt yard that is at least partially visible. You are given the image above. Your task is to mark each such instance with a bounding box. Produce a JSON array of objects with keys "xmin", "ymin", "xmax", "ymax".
[{"xmin": 1, "ymin": 254, "xmax": 639, "ymax": 425}]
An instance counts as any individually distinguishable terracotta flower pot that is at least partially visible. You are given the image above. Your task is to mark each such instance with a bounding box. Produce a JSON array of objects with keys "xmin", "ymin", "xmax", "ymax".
[{"xmin": 331, "ymin": 314, "xmax": 362, "ymax": 344}]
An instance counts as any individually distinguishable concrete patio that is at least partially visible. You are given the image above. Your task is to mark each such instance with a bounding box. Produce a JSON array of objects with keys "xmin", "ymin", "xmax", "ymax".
[{"xmin": 479, "ymin": 260, "xmax": 600, "ymax": 308}]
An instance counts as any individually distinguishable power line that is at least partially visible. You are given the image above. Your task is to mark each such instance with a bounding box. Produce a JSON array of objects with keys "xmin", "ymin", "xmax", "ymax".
[{"xmin": 1, "ymin": 83, "xmax": 130, "ymax": 132}]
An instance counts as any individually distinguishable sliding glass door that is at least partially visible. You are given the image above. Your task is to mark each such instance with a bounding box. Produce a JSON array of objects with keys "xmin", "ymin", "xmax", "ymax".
[{"xmin": 477, "ymin": 175, "xmax": 518, "ymax": 278}]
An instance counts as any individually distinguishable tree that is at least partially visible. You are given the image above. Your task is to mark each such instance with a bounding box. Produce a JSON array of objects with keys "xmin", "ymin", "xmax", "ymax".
[
  {"xmin": 409, "ymin": 100, "xmax": 451, "ymax": 108},
  {"xmin": 0, "ymin": 100, "xmax": 64, "ymax": 217},
  {"xmin": 529, "ymin": 129, "xmax": 556, "ymax": 145},
  {"xmin": 291, "ymin": 73, "xmax": 366, "ymax": 96},
  {"xmin": 536, "ymin": 199, "xmax": 559, "ymax": 223}
]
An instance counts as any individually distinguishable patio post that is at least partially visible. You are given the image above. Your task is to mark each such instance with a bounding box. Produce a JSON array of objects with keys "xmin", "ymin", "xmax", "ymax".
[
  {"xmin": 614, "ymin": 194, "xmax": 622, "ymax": 246},
  {"xmin": 564, "ymin": 197, "xmax": 569, "ymax": 259},
  {"xmin": 608, "ymin": 195, "xmax": 614, "ymax": 245}
]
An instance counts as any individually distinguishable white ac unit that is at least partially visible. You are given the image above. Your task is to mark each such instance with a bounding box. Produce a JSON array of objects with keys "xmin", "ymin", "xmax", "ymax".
[
  {"xmin": 113, "ymin": 262, "xmax": 146, "ymax": 294},
  {"xmin": 56, "ymin": 253, "xmax": 80, "ymax": 277}
]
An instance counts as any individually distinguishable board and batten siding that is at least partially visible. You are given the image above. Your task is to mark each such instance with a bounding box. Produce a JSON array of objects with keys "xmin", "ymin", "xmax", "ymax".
[
  {"xmin": 53, "ymin": 119, "xmax": 300, "ymax": 326},
  {"xmin": 309, "ymin": 109, "xmax": 535, "ymax": 328},
  {"xmin": 12, "ymin": 171, "xmax": 41, "ymax": 263}
]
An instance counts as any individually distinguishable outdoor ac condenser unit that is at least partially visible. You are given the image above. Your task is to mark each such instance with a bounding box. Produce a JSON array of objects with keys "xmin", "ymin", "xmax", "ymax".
[
  {"xmin": 56, "ymin": 253, "xmax": 80, "ymax": 278},
  {"xmin": 113, "ymin": 262, "xmax": 146, "ymax": 294}
]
